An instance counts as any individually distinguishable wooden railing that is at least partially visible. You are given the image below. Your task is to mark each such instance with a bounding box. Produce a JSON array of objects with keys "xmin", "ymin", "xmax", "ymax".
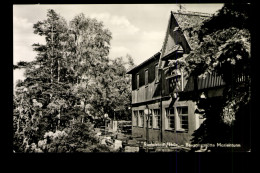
[
  {"xmin": 131, "ymin": 72, "xmax": 247, "ymax": 104},
  {"xmin": 184, "ymin": 72, "xmax": 247, "ymax": 92},
  {"xmin": 132, "ymin": 81, "xmax": 161, "ymax": 104}
]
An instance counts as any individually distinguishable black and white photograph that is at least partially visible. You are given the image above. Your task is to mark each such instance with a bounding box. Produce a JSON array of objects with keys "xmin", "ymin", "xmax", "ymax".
[{"xmin": 13, "ymin": 3, "xmax": 251, "ymax": 153}]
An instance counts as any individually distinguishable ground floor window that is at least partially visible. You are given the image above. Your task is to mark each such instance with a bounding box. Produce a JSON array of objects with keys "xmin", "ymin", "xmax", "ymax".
[
  {"xmin": 133, "ymin": 111, "xmax": 138, "ymax": 126},
  {"xmin": 166, "ymin": 108, "xmax": 175, "ymax": 130},
  {"xmin": 153, "ymin": 109, "xmax": 160, "ymax": 129},
  {"xmin": 139, "ymin": 110, "xmax": 144, "ymax": 127},
  {"xmin": 148, "ymin": 114, "xmax": 153, "ymax": 128},
  {"xmin": 177, "ymin": 106, "xmax": 188, "ymax": 131}
]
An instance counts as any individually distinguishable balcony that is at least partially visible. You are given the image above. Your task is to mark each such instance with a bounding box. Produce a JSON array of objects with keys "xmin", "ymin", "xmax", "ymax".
[{"xmin": 132, "ymin": 81, "xmax": 161, "ymax": 104}]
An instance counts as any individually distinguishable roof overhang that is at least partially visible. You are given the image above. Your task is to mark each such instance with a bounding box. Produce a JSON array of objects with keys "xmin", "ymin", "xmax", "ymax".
[
  {"xmin": 126, "ymin": 51, "xmax": 160, "ymax": 74},
  {"xmin": 161, "ymin": 49, "xmax": 184, "ymax": 61}
]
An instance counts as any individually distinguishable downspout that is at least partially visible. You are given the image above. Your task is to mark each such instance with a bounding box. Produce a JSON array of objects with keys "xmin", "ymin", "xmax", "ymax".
[
  {"xmin": 157, "ymin": 12, "xmax": 172, "ymax": 143},
  {"xmin": 160, "ymin": 68, "xmax": 163, "ymax": 142}
]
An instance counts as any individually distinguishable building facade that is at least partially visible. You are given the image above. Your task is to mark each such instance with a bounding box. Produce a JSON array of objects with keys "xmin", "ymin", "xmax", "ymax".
[{"xmin": 127, "ymin": 11, "xmax": 227, "ymax": 145}]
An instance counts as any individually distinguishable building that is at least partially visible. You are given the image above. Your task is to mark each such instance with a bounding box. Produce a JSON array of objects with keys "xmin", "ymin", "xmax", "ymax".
[{"xmin": 126, "ymin": 11, "xmax": 230, "ymax": 145}]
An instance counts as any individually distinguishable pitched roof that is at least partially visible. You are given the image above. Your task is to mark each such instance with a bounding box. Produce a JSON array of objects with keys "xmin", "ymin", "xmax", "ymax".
[
  {"xmin": 127, "ymin": 11, "xmax": 212, "ymax": 74},
  {"xmin": 158, "ymin": 11, "xmax": 211, "ymax": 69},
  {"xmin": 172, "ymin": 11, "xmax": 211, "ymax": 50},
  {"xmin": 126, "ymin": 51, "xmax": 160, "ymax": 74}
]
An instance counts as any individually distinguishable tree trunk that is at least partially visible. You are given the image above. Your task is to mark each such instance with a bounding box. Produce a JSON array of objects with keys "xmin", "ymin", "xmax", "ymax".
[
  {"xmin": 57, "ymin": 108, "xmax": 61, "ymax": 131},
  {"xmin": 17, "ymin": 94, "xmax": 24, "ymax": 133},
  {"xmin": 17, "ymin": 108, "xmax": 21, "ymax": 133},
  {"xmin": 58, "ymin": 59, "xmax": 60, "ymax": 83},
  {"xmin": 51, "ymin": 23, "xmax": 54, "ymax": 84}
]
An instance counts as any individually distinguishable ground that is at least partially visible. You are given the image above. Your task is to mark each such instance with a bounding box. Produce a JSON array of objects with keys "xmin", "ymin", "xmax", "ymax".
[{"xmin": 94, "ymin": 123, "xmax": 192, "ymax": 152}]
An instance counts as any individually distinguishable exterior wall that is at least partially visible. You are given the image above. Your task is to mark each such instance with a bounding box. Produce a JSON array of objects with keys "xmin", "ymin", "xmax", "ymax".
[
  {"xmin": 132, "ymin": 97, "xmax": 199, "ymax": 145},
  {"xmin": 162, "ymin": 99, "xmax": 197, "ymax": 145},
  {"xmin": 132, "ymin": 81, "xmax": 161, "ymax": 104},
  {"xmin": 128, "ymin": 11, "xmax": 237, "ymax": 147},
  {"xmin": 129, "ymin": 11, "xmax": 231, "ymax": 146},
  {"xmin": 129, "ymin": 43, "xmax": 227, "ymax": 145},
  {"xmin": 132, "ymin": 104, "xmax": 161, "ymax": 142},
  {"xmin": 130, "ymin": 53, "xmax": 226, "ymax": 145},
  {"xmin": 131, "ymin": 52, "xmax": 191, "ymax": 104},
  {"xmin": 132, "ymin": 56, "xmax": 159, "ymax": 91}
]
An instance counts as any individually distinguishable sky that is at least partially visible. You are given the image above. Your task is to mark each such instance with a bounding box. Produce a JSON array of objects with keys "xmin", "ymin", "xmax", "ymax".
[{"xmin": 13, "ymin": 4, "xmax": 224, "ymax": 87}]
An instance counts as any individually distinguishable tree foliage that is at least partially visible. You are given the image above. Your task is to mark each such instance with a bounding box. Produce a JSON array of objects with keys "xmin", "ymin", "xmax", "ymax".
[
  {"xmin": 13, "ymin": 9, "xmax": 134, "ymax": 153},
  {"xmin": 168, "ymin": 4, "xmax": 251, "ymax": 151}
]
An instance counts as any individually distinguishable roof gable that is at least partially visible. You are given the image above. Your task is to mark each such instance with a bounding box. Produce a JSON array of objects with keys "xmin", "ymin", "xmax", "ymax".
[
  {"xmin": 158, "ymin": 11, "xmax": 211, "ymax": 69},
  {"xmin": 172, "ymin": 11, "xmax": 211, "ymax": 50},
  {"xmin": 127, "ymin": 11, "xmax": 212, "ymax": 74},
  {"xmin": 161, "ymin": 12, "xmax": 190, "ymax": 57}
]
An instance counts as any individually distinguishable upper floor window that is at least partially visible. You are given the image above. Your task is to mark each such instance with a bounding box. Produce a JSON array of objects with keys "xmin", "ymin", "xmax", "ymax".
[
  {"xmin": 137, "ymin": 74, "xmax": 139, "ymax": 89},
  {"xmin": 155, "ymin": 64, "xmax": 159, "ymax": 82},
  {"xmin": 145, "ymin": 69, "xmax": 148, "ymax": 86}
]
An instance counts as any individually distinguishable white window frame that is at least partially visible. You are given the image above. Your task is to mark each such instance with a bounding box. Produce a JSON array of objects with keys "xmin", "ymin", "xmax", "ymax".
[
  {"xmin": 138, "ymin": 110, "xmax": 144, "ymax": 127},
  {"xmin": 153, "ymin": 109, "xmax": 160, "ymax": 129},
  {"xmin": 133, "ymin": 111, "xmax": 138, "ymax": 127},
  {"xmin": 176, "ymin": 106, "xmax": 188, "ymax": 132},
  {"xmin": 166, "ymin": 107, "xmax": 175, "ymax": 130},
  {"xmin": 148, "ymin": 113, "xmax": 153, "ymax": 129}
]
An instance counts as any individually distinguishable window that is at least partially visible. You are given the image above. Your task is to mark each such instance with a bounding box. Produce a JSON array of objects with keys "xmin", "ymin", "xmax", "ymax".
[
  {"xmin": 148, "ymin": 114, "xmax": 153, "ymax": 128},
  {"xmin": 177, "ymin": 107, "xmax": 188, "ymax": 131},
  {"xmin": 133, "ymin": 111, "xmax": 138, "ymax": 126},
  {"xmin": 145, "ymin": 69, "xmax": 148, "ymax": 86},
  {"xmin": 166, "ymin": 108, "xmax": 175, "ymax": 130},
  {"xmin": 155, "ymin": 64, "xmax": 159, "ymax": 82},
  {"xmin": 139, "ymin": 110, "xmax": 144, "ymax": 127},
  {"xmin": 153, "ymin": 109, "xmax": 160, "ymax": 129},
  {"xmin": 137, "ymin": 74, "xmax": 139, "ymax": 89}
]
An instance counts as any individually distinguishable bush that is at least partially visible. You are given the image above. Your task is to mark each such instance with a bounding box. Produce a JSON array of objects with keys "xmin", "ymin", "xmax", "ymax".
[{"xmin": 30, "ymin": 120, "xmax": 111, "ymax": 153}]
